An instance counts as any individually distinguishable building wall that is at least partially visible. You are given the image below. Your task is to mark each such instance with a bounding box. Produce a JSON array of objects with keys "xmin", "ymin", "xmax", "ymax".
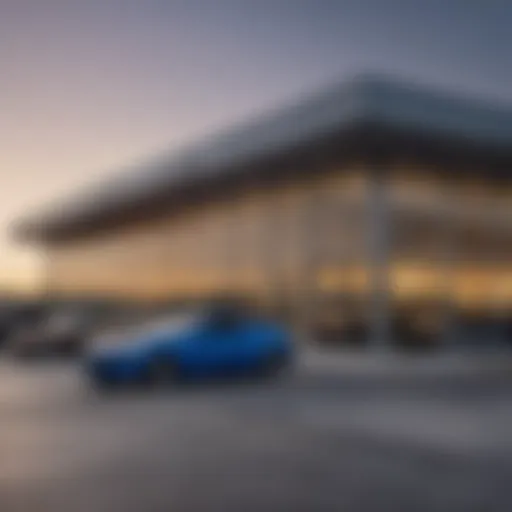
[
  {"xmin": 44, "ymin": 162, "xmax": 512, "ymax": 342},
  {"xmin": 388, "ymin": 166, "xmax": 512, "ymax": 312}
]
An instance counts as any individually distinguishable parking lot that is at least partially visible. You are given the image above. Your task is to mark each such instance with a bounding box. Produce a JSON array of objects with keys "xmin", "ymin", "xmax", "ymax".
[{"xmin": 2, "ymin": 352, "xmax": 512, "ymax": 512}]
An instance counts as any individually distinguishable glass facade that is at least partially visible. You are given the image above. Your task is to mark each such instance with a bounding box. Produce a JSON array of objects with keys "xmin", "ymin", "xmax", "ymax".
[{"xmin": 45, "ymin": 164, "xmax": 512, "ymax": 346}]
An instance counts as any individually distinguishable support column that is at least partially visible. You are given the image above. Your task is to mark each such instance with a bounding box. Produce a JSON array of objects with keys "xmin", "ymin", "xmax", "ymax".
[
  {"xmin": 296, "ymin": 180, "xmax": 324, "ymax": 343},
  {"xmin": 367, "ymin": 168, "xmax": 392, "ymax": 349},
  {"xmin": 439, "ymin": 199, "xmax": 459, "ymax": 347},
  {"xmin": 264, "ymin": 188, "xmax": 284, "ymax": 317},
  {"xmin": 43, "ymin": 249, "xmax": 58, "ymax": 303}
]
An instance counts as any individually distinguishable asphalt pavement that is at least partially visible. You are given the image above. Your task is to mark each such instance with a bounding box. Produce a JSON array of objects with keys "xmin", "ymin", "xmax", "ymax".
[{"xmin": 2, "ymin": 352, "xmax": 512, "ymax": 512}]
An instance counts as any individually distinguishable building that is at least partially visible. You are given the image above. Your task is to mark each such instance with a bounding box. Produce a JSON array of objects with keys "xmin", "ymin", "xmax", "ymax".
[{"xmin": 16, "ymin": 75, "xmax": 512, "ymax": 348}]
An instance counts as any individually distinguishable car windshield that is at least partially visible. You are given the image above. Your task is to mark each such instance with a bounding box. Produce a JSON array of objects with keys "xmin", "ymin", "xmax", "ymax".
[
  {"xmin": 200, "ymin": 305, "xmax": 246, "ymax": 330},
  {"xmin": 94, "ymin": 311, "xmax": 198, "ymax": 346}
]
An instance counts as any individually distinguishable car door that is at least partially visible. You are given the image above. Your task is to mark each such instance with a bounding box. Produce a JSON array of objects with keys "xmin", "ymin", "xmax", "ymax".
[{"xmin": 191, "ymin": 322, "xmax": 250, "ymax": 377}]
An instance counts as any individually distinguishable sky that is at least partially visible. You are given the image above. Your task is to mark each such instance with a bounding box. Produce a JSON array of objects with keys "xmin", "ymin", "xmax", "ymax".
[{"xmin": 1, "ymin": 0, "xmax": 511, "ymax": 292}]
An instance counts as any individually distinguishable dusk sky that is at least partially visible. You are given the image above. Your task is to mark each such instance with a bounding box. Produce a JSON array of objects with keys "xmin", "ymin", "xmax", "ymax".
[{"xmin": 1, "ymin": 0, "xmax": 511, "ymax": 291}]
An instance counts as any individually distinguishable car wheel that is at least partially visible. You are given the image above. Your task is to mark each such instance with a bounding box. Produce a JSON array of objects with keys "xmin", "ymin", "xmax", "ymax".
[
  {"xmin": 145, "ymin": 357, "xmax": 178, "ymax": 387},
  {"xmin": 91, "ymin": 375, "xmax": 118, "ymax": 393},
  {"xmin": 262, "ymin": 352, "xmax": 290, "ymax": 379}
]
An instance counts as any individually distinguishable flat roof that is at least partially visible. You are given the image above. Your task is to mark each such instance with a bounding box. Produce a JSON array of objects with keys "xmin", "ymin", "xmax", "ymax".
[{"xmin": 16, "ymin": 74, "xmax": 512, "ymax": 242}]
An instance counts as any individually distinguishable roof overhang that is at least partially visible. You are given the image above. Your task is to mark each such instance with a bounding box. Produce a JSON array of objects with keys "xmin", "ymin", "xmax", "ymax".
[{"xmin": 15, "ymin": 75, "xmax": 512, "ymax": 244}]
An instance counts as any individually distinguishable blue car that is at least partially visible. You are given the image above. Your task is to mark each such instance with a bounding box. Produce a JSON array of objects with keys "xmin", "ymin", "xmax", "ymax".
[{"xmin": 85, "ymin": 307, "xmax": 293, "ymax": 388}]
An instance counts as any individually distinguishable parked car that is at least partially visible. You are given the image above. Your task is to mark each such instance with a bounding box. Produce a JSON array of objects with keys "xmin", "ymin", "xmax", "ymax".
[
  {"xmin": 8, "ymin": 308, "xmax": 96, "ymax": 358},
  {"xmin": 0, "ymin": 305, "xmax": 25, "ymax": 350},
  {"xmin": 85, "ymin": 305, "xmax": 293, "ymax": 389}
]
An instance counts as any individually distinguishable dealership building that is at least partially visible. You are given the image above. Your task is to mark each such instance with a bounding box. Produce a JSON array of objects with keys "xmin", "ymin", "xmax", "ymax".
[{"xmin": 17, "ymin": 76, "xmax": 512, "ymax": 347}]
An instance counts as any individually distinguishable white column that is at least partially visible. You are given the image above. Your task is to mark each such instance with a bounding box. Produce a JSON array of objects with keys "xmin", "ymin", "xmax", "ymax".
[
  {"xmin": 297, "ymin": 181, "xmax": 323, "ymax": 342},
  {"xmin": 367, "ymin": 170, "xmax": 391, "ymax": 349},
  {"xmin": 439, "ymin": 200, "xmax": 459, "ymax": 347}
]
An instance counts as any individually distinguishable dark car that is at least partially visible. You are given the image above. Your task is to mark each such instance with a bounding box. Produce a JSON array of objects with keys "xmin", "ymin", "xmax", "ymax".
[{"xmin": 8, "ymin": 308, "xmax": 96, "ymax": 359}]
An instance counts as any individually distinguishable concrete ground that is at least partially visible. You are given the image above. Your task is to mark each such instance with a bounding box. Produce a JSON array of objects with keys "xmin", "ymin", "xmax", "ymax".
[{"xmin": 2, "ymin": 350, "xmax": 512, "ymax": 512}]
